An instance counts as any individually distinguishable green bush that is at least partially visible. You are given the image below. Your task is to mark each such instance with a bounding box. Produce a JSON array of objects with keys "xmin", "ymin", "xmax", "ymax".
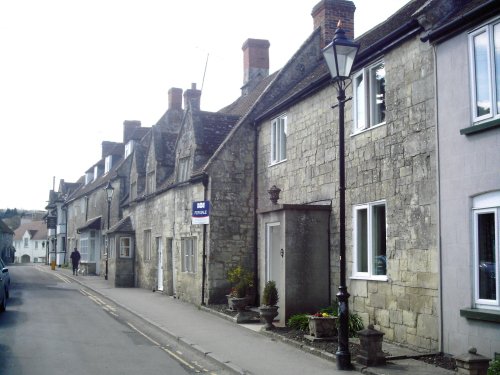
[
  {"xmin": 488, "ymin": 358, "xmax": 500, "ymax": 375},
  {"xmin": 262, "ymin": 281, "xmax": 279, "ymax": 306},
  {"xmin": 287, "ymin": 314, "xmax": 309, "ymax": 331}
]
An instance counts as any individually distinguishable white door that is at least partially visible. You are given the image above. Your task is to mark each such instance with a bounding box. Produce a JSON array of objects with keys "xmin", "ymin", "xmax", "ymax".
[
  {"xmin": 157, "ymin": 238, "xmax": 164, "ymax": 292},
  {"xmin": 266, "ymin": 222, "xmax": 284, "ymax": 322}
]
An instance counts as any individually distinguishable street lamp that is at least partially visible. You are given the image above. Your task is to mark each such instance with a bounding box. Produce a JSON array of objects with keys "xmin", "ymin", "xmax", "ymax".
[
  {"xmin": 322, "ymin": 21, "xmax": 360, "ymax": 371},
  {"xmin": 104, "ymin": 180, "xmax": 114, "ymax": 281}
]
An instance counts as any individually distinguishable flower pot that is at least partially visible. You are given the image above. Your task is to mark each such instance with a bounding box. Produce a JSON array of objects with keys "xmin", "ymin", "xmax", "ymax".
[
  {"xmin": 228, "ymin": 297, "xmax": 252, "ymax": 323},
  {"xmin": 259, "ymin": 305, "xmax": 279, "ymax": 330},
  {"xmin": 308, "ymin": 316, "xmax": 338, "ymax": 339}
]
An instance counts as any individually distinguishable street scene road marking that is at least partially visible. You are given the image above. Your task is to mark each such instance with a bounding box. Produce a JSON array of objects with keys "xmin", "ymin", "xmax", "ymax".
[{"xmin": 36, "ymin": 266, "xmax": 72, "ymax": 284}]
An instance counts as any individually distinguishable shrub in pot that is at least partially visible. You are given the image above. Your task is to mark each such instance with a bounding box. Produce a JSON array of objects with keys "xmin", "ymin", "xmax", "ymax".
[{"xmin": 259, "ymin": 281, "xmax": 279, "ymax": 330}]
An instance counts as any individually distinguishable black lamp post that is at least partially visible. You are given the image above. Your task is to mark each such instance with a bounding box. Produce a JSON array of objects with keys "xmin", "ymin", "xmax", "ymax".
[
  {"xmin": 104, "ymin": 181, "xmax": 114, "ymax": 281},
  {"xmin": 322, "ymin": 21, "xmax": 360, "ymax": 371}
]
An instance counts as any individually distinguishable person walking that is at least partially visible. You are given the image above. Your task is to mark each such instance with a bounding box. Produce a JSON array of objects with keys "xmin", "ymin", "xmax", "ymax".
[{"xmin": 70, "ymin": 248, "xmax": 81, "ymax": 276}]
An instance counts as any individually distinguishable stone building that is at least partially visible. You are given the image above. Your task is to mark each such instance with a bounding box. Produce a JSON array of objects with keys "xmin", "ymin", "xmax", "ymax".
[
  {"xmin": 0, "ymin": 219, "xmax": 14, "ymax": 263},
  {"xmin": 423, "ymin": 0, "xmax": 500, "ymax": 358}
]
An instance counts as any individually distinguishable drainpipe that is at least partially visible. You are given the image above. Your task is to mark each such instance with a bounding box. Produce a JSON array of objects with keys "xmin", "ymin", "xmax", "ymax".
[
  {"xmin": 253, "ymin": 122, "xmax": 259, "ymax": 306},
  {"xmin": 432, "ymin": 44, "xmax": 444, "ymax": 353},
  {"xmin": 201, "ymin": 173, "xmax": 209, "ymax": 305}
]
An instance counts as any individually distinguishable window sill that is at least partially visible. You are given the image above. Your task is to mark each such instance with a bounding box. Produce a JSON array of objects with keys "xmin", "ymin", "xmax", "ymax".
[
  {"xmin": 460, "ymin": 117, "xmax": 500, "ymax": 135},
  {"xmin": 460, "ymin": 308, "xmax": 500, "ymax": 323},
  {"xmin": 350, "ymin": 275, "xmax": 388, "ymax": 282},
  {"xmin": 269, "ymin": 159, "xmax": 287, "ymax": 167},
  {"xmin": 351, "ymin": 122, "xmax": 386, "ymax": 137}
]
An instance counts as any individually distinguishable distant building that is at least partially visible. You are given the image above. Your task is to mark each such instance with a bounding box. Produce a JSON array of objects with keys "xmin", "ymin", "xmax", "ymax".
[
  {"xmin": 0, "ymin": 219, "xmax": 14, "ymax": 263},
  {"xmin": 13, "ymin": 220, "xmax": 48, "ymax": 263}
]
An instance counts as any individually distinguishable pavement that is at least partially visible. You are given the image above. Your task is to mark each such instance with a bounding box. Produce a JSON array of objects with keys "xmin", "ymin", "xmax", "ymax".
[{"xmin": 48, "ymin": 266, "xmax": 456, "ymax": 375}]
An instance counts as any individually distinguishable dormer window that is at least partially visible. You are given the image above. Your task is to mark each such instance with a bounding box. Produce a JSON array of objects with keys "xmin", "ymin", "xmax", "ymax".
[
  {"xmin": 93, "ymin": 165, "xmax": 99, "ymax": 181},
  {"xmin": 105, "ymin": 155, "xmax": 113, "ymax": 174},
  {"xmin": 125, "ymin": 140, "xmax": 135, "ymax": 158},
  {"xmin": 146, "ymin": 171, "xmax": 155, "ymax": 195},
  {"xmin": 85, "ymin": 171, "xmax": 94, "ymax": 185},
  {"xmin": 177, "ymin": 157, "xmax": 190, "ymax": 182}
]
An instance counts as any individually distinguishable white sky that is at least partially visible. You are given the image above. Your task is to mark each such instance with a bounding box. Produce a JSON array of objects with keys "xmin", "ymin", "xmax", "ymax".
[{"xmin": 0, "ymin": 0, "xmax": 410, "ymax": 211}]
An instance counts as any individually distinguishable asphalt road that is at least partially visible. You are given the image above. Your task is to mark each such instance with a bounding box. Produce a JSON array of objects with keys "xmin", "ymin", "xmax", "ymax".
[{"xmin": 0, "ymin": 264, "xmax": 230, "ymax": 375}]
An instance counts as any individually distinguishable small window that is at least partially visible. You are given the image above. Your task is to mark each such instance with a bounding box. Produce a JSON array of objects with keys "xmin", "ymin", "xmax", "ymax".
[
  {"xmin": 353, "ymin": 201, "xmax": 387, "ymax": 279},
  {"xmin": 181, "ymin": 237, "xmax": 196, "ymax": 273},
  {"xmin": 105, "ymin": 155, "xmax": 113, "ymax": 174},
  {"xmin": 469, "ymin": 21, "xmax": 500, "ymax": 123},
  {"xmin": 144, "ymin": 230, "xmax": 152, "ymax": 261},
  {"xmin": 146, "ymin": 171, "xmax": 155, "ymax": 195},
  {"xmin": 124, "ymin": 141, "xmax": 134, "ymax": 158},
  {"xmin": 24, "ymin": 238, "xmax": 28, "ymax": 248},
  {"xmin": 177, "ymin": 157, "xmax": 190, "ymax": 182},
  {"xmin": 271, "ymin": 115, "xmax": 287, "ymax": 164},
  {"xmin": 130, "ymin": 181, "xmax": 137, "ymax": 201},
  {"xmin": 353, "ymin": 61, "xmax": 386, "ymax": 132},
  {"xmin": 120, "ymin": 237, "xmax": 132, "ymax": 258}
]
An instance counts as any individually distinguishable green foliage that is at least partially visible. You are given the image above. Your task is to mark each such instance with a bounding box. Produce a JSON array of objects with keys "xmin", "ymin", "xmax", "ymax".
[
  {"xmin": 320, "ymin": 302, "xmax": 364, "ymax": 337},
  {"xmin": 488, "ymin": 358, "xmax": 500, "ymax": 375},
  {"xmin": 261, "ymin": 281, "xmax": 279, "ymax": 306},
  {"xmin": 287, "ymin": 314, "xmax": 309, "ymax": 331},
  {"xmin": 227, "ymin": 265, "xmax": 253, "ymax": 297}
]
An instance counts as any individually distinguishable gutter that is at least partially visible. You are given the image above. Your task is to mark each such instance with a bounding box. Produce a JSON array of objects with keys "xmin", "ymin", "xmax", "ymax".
[
  {"xmin": 253, "ymin": 122, "xmax": 259, "ymax": 306},
  {"xmin": 421, "ymin": 0, "xmax": 498, "ymax": 43},
  {"xmin": 201, "ymin": 173, "xmax": 209, "ymax": 305}
]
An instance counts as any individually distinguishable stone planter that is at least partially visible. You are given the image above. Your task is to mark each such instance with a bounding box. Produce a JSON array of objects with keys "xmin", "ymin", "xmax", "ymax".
[
  {"xmin": 259, "ymin": 305, "xmax": 279, "ymax": 330},
  {"xmin": 228, "ymin": 297, "xmax": 252, "ymax": 323},
  {"xmin": 305, "ymin": 316, "xmax": 338, "ymax": 342}
]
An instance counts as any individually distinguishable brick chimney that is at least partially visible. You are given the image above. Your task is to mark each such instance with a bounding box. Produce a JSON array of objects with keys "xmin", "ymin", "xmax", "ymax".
[
  {"xmin": 183, "ymin": 83, "xmax": 201, "ymax": 111},
  {"xmin": 168, "ymin": 87, "xmax": 183, "ymax": 110},
  {"xmin": 242, "ymin": 38, "xmax": 270, "ymax": 95},
  {"xmin": 123, "ymin": 120, "xmax": 141, "ymax": 143},
  {"xmin": 312, "ymin": 0, "xmax": 356, "ymax": 48},
  {"xmin": 101, "ymin": 141, "xmax": 122, "ymax": 158}
]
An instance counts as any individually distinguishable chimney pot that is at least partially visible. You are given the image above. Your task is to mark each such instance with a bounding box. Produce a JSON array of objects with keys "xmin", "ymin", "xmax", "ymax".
[
  {"xmin": 168, "ymin": 87, "xmax": 183, "ymax": 110},
  {"xmin": 183, "ymin": 83, "xmax": 201, "ymax": 111}
]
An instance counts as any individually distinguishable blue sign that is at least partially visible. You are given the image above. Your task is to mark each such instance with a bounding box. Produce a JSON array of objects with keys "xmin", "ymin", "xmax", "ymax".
[{"xmin": 192, "ymin": 201, "xmax": 210, "ymax": 224}]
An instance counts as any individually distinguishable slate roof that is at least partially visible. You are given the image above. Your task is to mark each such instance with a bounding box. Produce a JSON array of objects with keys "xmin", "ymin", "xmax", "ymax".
[
  {"xmin": 13, "ymin": 220, "xmax": 47, "ymax": 241},
  {"xmin": 106, "ymin": 216, "xmax": 134, "ymax": 234},
  {"xmin": 76, "ymin": 216, "xmax": 102, "ymax": 233},
  {"xmin": 0, "ymin": 219, "xmax": 14, "ymax": 235}
]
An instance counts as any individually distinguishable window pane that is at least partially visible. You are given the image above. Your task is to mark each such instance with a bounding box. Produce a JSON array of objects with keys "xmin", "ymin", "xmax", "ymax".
[
  {"xmin": 372, "ymin": 204, "xmax": 387, "ymax": 275},
  {"xmin": 357, "ymin": 209, "xmax": 368, "ymax": 272},
  {"xmin": 371, "ymin": 62, "xmax": 386, "ymax": 125},
  {"xmin": 477, "ymin": 213, "xmax": 496, "ymax": 300},
  {"xmin": 280, "ymin": 118, "xmax": 286, "ymax": 161},
  {"xmin": 494, "ymin": 24, "xmax": 500, "ymax": 114},
  {"xmin": 272, "ymin": 121, "xmax": 277, "ymax": 162},
  {"xmin": 355, "ymin": 74, "xmax": 365, "ymax": 129},
  {"xmin": 473, "ymin": 32, "xmax": 492, "ymax": 117}
]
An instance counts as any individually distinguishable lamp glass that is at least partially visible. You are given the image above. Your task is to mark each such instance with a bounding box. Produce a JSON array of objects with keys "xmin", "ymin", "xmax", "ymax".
[
  {"xmin": 322, "ymin": 34, "xmax": 360, "ymax": 80},
  {"xmin": 105, "ymin": 182, "xmax": 114, "ymax": 201}
]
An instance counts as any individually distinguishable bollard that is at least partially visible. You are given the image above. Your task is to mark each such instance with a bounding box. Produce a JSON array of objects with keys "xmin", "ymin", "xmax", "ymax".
[
  {"xmin": 356, "ymin": 324, "xmax": 386, "ymax": 366},
  {"xmin": 455, "ymin": 347, "xmax": 490, "ymax": 375},
  {"xmin": 50, "ymin": 260, "xmax": 56, "ymax": 270}
]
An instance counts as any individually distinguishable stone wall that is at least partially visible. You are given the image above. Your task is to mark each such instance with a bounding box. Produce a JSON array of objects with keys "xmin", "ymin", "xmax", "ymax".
[{"xmin": 257, "ymin": 35, "xmax": 438, "ymax": 351}]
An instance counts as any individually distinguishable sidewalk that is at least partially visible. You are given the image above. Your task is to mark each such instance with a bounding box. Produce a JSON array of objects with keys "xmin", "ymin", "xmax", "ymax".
[{"xmin": 52, "ymin": 267, "xmax": 455, "ymax": 375}]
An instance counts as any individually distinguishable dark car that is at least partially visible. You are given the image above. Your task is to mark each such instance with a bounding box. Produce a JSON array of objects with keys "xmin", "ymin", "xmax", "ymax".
[
  {"xmin": 0, "ymin": 258, "xmax": 10, "ymax": 299},
  {"xmin": 0, "ymin": 274, "xmax": 6, "ymax": 312}
]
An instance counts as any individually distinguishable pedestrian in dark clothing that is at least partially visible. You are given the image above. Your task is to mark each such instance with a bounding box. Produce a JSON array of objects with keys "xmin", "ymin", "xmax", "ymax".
[{"xmin": 70, "ymin": 248, "xmax": 81, "ymax": 275}]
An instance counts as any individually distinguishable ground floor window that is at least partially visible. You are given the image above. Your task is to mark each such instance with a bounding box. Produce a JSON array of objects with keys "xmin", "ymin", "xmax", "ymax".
[
  {"xmin": 79, "ymin": 230, "xmax": 99, "ymax": 262},
  {"xmin": 353, "ymin": 201, "xmax": 387, "ymax": 279},
  {"xmin": 473, "ymin": 192, "xmax": 500, "ymax": 309},
  {"xmin": 119, "ymin": 237, "xmax": 132, "ymax": 258},
  {"xmin": 181, "ymin": 237, "xmax": 196, "ymax": 273}
]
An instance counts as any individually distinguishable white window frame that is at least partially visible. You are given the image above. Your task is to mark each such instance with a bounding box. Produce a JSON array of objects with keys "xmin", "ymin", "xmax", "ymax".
[
  {"xmin": 105, "ymin": 155, "xmax": 113, "ymax": 174},
  {"xmin": 352, "ymin": 200, "xmax": 387, "ymax": 281},
  {"xmin": 469, "ymin": 20, "xmax": 500, "ymax": 123},
  {"xmin": 124, "ymin": 140, "xmax": 134, "ymax": 158},
  {"xmin": 353, "ymin": 60, "xmax": 386, "ymax": 133},
  {"xmin": 472, "ymin": 192, "xmax": 500, "ymax": 309},
  {"xmin": 270, "ymin": 114, "xmax": 287, "ymax": 165},
  {"xmin": 119, "ymin": 237, "xmax": 132, "ymax": 258},
  {"xmin": 146, "ymin": 171, "xmax": 155, "ymax": 195},
  {"xmin": 144, "ymin": 230, "xmax": 152, "ymax": 261},
  {"xmin": 181, "ymin": 237, "xmax": 197, "ymax": 273}
]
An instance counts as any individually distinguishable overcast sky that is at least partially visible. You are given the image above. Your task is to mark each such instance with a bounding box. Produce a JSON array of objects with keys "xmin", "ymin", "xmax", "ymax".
[{"xmin": 0, "ymin": 0, "xmax": 410, "ymax": 211}]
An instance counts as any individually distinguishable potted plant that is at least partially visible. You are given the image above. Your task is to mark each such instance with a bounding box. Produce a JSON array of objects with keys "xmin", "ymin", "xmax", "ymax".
[
  {"xmin": 307, "ymin": 311, "xmax": 337, "ymax": 340},
  {"xmin": 259, "ymin": 280, "xmax": 279, "ymax": 330},
  {"xmin": 226, "ymin": 265, "xmax": 253, "ymax": 322}
]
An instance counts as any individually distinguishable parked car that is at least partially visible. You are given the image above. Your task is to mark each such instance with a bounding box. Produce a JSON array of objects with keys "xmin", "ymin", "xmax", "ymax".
[
  {"xmin": 0, "ymin": 258, "xmax": 10, "ymax": 298},
  {"xmin": 0, "ymin": 275, "xmax": 6, "ymax": 312}
]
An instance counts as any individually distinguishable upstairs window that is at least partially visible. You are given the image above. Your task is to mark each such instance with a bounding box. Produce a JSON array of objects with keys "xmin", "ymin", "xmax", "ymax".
[
  {"xmin": 353, "ymin": 201, "xmax": 387, "ymax": 280},
  {"xmin": 181, "ymin": 237, "xmax": 197, "ymax": 273},
  {"xmin": 469, "ymin": 21, "xmax": 500, "ymax": 122},
  {"xmin": 85, "ymin": 171, "xmax": 94, "ymax": 185},
  {"xmin": 146, "ymin": 171, "xmax": 155, "ymax": 195},
  {"xmin": 105, "ymin": 155, "xmax": 113, "ymax": 174},
  {"xmin": 177, "ymin": 157, "xmax": 190, "ymax": 182},
  {"xmin": 271, "ymin": 114, "xmax": 287, "ymax": 164},
  {"xmin": 130, "ymin": 181, "xmax": 137, "ymax": 201},
  {"xmin": 353, "ymin": 61, "xmax": 386, "ymax": 132},
  {"xmin": 124, "ymin": 140, "xmax": 135, "ymax": 158}
]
